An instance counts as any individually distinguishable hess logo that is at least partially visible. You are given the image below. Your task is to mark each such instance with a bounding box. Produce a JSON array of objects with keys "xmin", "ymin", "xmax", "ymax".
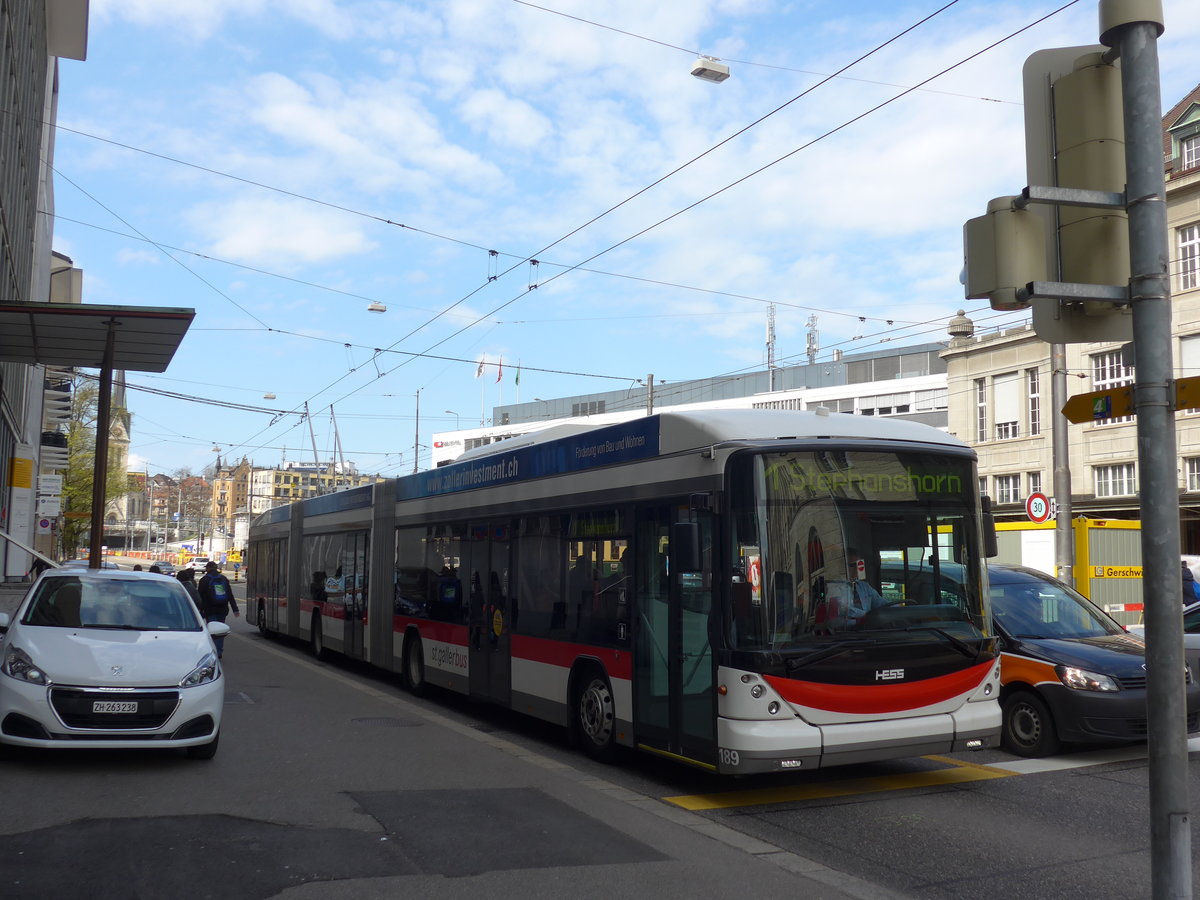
[{"xmin": 876, "ymin": 669, "xmax": 905, "ymax": 681}]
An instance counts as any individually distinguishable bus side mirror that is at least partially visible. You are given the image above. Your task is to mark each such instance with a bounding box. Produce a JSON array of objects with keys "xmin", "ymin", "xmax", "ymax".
[
  {"xmin": 981, "ymin": 496, "xmax": 999, "ymax": 558},
  {"xmin": 670, "ymin": 522, "xmax": 701, "ymax": 573}
]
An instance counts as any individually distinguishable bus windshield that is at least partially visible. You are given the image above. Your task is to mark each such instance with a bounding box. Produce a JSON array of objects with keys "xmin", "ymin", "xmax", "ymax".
[{"xmin": 727, "ymin": 448, "xmax": 989, "ymax": 652}]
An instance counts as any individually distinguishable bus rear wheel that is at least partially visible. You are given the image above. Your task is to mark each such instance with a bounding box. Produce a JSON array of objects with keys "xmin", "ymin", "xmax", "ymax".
[
  {"xmin": 310, "ymin": 615, "xmax": 328, "ymax": 661},
  {"xmin": 403, "ymin": 633, "xmax": 428, "ymax": 696},
  {"xmin": 256, "ymin": 602, "xmax": 268, "ymax": 636},
  {"xmin": 574, "ymin": 670, "xmax": 617, "ymax": 762}
]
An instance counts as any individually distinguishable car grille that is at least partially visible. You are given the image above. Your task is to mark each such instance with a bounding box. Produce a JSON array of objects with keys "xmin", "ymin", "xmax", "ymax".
[
  {"xmin": 50, "ymin": 687, "xmax": 181, "ymax": 730},
  {"xmin": 1115, "ymin": 674, "xmax": 1146, "ymax": 690}
]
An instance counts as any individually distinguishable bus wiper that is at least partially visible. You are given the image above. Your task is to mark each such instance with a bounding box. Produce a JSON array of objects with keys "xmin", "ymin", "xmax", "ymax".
[
  {"xmin": 785, "ymin": 637, "xmax": 880, "ymax": 673},
  {"xmin": 904, "ymin": 625, "xmax": 980, "ymax": 659}
]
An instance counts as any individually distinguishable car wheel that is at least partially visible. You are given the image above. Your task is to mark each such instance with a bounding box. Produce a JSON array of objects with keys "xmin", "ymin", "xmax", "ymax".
[
  {"xmin": 573, "ymin": 669, "xmax": 618, "ymax": 762},
  {"xmin": 402, "ymin": 632, "xmax": 428, "ymax": 696},
  {"xmin": 310, "ymin": 615, "xmax": 328, "ymax": 661},
  {"xmin": 187, "ymin": 732, "xmax": 219, "ymax": 760},
  {"xmin": 1002, "ymin": 691, "xmax": 1060, "ymax": 757}
]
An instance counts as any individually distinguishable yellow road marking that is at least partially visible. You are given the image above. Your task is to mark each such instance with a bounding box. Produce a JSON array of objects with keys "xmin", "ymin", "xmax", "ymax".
[{"xmin": 664, "ymin": 758, "xmax": 1016, "ymax": 811}]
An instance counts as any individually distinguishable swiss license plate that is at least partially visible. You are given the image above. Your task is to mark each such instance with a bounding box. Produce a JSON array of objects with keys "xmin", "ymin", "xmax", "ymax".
[{"xmin": 92, "ymin": 700, "xmax": 138, "ymax": 714}]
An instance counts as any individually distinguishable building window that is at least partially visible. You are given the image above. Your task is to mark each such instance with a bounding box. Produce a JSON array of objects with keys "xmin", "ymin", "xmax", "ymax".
[
  {"xmin": 1091, "ymin": 350, "xmax": 1134, "ymax": 424},
  {"xmin": 1184, "ymin": 135, "xmax": 1200, "ymax": 171},
  {"xmin": 995, "ymin": 474, "xmax": 1021, "ymax": 505},
  {"xmin": 1028, "ymin": 471, "xmax": 1042, "ymax": 496},
  {"xmin": 1188, "ymin": 458, "xmax": 1200, "ymax": 492},
  {"xmin": 975, "ymin": 378, "xmax": 987, "ymax": 443},
  {"xmin": 993, "ymin": 372, "xmax": 1020, "ymax": 440},
  {"xmin": 1027, "ymin": 368, "xmax": 1041, "ymax": 436},
  {"xmin": 915, "ymin": 388, "xmax": 948, "ymax": 411},
  {"xmin": 1180, "ymin": 224, "xmax": 1200, "ymax": 292},
  {"xmin": 1094, "ymin": 463, "xmax": 1137, "ymax": 497},
  {"xmin": 571, "ymin": 400, "xmax": 606, "ymax": 416},
  {"xmin": 978, "ymin": 476, "xmax": 987, "ymax": 498},
  {"xmin": 1181, "ymin": 335, "xmax": 1200, "ymax": 414}
]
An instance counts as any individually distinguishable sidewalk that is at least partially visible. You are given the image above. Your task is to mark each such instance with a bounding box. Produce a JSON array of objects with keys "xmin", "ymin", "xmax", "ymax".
[
  {"xmin": 0, "ymin": 582, "xmax": 28, "ymax": 619},
  {"xmin": 0, "ymin": 577, "xmax": 899, "ymax": 898}
]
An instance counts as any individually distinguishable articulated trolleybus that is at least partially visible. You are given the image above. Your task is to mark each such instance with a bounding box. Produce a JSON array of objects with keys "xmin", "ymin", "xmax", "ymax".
[{"xmin": 247, "ymin": 409, "xmax": 1001, "ymax": 774}]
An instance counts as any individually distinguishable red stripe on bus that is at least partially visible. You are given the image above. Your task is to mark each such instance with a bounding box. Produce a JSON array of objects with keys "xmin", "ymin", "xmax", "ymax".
[
  {"xmin": 392, "ymin": 616, "xmax": 469, "ymax": 645},
  {"xmin": 511, "ymin": 634, "xmax": 633, "ymax": 680},
  {"xmin": 300, "ymin": 600, "xmax": 352, "ymax": 620},
  {"xmin": 764, "ymin": 660, "xmax": 993, "ymax": 714}
]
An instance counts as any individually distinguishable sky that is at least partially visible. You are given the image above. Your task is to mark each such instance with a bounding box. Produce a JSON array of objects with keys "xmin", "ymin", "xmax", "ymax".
[{"xmin": 50, "ymin": 0, "xmax": 1200, "ymax": 480}]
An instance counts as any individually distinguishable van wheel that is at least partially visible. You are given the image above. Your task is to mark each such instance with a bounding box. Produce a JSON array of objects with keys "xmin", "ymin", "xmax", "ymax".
[
  {"xmin": 573, "ymin": 669, "xmax": 617, "ymax": 762},
  {"xmin": 1002, "ymin": 691, "xmax": 1059, "ymax": 757},
  {"xmin": 310, "ymin": 615, "xmax": 328, "ymax": 661},
  {"xmin": 402, "ymin": 633, "xmax": 428, "ymax": 696}
]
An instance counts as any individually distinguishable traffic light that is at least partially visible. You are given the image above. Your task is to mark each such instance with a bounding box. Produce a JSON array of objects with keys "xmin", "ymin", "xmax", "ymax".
[
  {"xmin": 963, "ymin": 197, "xmax": 1046, "ymax": 310},
  {"xmin": 962, "ymin": 46, "xmax": 1133, "ymax": 343},
  {"xmin": 1023, "ymin": 46, "xmax": 1132, "ymax": 343},
  {"xmin": 1048, "ymin": 52, "xmax": 1128, "ymax": 288}
]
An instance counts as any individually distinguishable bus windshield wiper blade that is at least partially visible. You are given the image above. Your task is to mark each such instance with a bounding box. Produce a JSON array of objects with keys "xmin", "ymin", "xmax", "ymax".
[
  {"xmin": 904, "ymin": 625, "xmax": 978, "ymax": 659},
  {"xmin": 785, "ymin": 638, "xmax": 879, "ymax": 672}
]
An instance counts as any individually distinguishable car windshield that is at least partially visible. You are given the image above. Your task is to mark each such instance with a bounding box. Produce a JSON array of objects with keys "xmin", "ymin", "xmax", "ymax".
[
  {"xmin": 990, "ymin": 574, "xmax": 1123, "ymax": 639},
  {"xmin": 21, "ymin": 577, "xmax": 203, "ymax": 631}
]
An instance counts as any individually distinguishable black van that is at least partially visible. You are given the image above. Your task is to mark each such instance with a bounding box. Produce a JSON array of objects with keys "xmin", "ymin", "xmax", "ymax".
[{"xmin": 990, "ymin": 564, "xmax": 1200, "ymax": 757}]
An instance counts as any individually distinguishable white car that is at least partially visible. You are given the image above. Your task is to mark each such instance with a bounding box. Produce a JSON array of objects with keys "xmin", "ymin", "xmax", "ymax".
[{"xmin": 0, "ymin": 569, "xmax": 228, "ymax": 759}]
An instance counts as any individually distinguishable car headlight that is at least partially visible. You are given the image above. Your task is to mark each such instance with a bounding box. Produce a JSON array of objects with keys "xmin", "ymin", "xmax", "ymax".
[
  {"xmin": 180, "ymin": 651, "xmax": 220, "ymax": 688},
  {"xmin": 2, "ymin": 646, "xmax": 50, "ymax": 685},
  {"xmin": 1056, "ymin": 665, "xmax": 1119, "ymax": 692}
]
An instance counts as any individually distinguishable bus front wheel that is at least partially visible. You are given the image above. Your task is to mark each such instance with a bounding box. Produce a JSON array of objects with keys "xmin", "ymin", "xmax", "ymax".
[{"xmin": 573, "ymin": 669, "xmax": 617, "ymax": 762}]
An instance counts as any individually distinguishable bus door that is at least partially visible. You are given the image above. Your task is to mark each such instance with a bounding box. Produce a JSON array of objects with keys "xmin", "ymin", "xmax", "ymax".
[
  {"xmin": 263, "ymin": 540, "xmax": 281, "ymax": 632},
  {"xmin": 341, "ymin": 532, "xmax": 369, "ymax": 661},
  {"xmin": 632, "ymin": 505, "xmax": 716, "ymax": 765},
  {"xmin": 467, "ymin": 521, "xmax": 513, "ymax": 705}
]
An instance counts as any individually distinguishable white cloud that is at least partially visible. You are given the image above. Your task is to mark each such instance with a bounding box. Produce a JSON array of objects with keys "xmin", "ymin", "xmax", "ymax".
[
  {"xmin": 91, "ymin": 0, "xmax": 269, "ymax": 39},
  {"xmin": 187, "ymin": 195, "xmax": 376, "ymax": 266},
  {"xmin": 241, "ymin": 72, "xmax": 508, "ymax": 197},
  {"xmin": 116, "ymin": 248, "xmax": 160, "ymax": 266},
  {"xmin": 458, "ymin": 89, "xmax": 553, "ymax": 149}
]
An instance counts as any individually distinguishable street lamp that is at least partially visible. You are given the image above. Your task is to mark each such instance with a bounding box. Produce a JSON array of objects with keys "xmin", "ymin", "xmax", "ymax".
[{"xmin": 445, "ymin": 410, "xmax": 460, "ymax": 429}]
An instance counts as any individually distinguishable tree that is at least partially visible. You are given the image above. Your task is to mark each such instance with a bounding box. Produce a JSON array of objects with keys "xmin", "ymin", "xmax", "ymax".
[{"xmin": 60, "ymin": 379, "xmax": 131, "ymax": 555}]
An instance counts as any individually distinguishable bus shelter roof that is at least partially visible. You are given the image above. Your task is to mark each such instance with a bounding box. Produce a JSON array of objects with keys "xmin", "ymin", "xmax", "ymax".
[
  {"xmin": 0, "ymin": 301, "xmax": 194, "ymax": 373},
  {"xmin": 0, "ymin": 301, "xmax": 194, "ymax": 570}
]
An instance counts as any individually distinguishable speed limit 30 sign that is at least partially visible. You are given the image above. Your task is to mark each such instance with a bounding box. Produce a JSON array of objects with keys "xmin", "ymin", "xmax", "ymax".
[{"xmin": 1026, "ymin": 492, "xmax": 1052, "ymax": 523}]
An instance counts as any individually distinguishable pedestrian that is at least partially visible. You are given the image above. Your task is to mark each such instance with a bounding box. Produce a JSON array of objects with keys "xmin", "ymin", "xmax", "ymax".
[
  {"xmin": 177, "ymin": 567, "xmax": 202, "ymax": 612},
  {"xmin": 149, "ymin": 564, "xmax": 162, "ymax": 574},
  {"xmin": 133, "ymin": 564, "xmax": 143, "ymax": 571},
  {"xmin": 1183, "ymin": 561, "xmax": 1199, "ymax": 604},
  {"xmin": 198, "ymin": 561, "xmax": 239, "ymax": 658}
]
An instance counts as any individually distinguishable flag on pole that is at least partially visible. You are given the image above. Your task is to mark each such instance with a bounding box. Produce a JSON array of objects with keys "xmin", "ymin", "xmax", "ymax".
[
  {"xmin": 495, "ymin": 357, "xmax": 504, "ymax": 383},
  {"xmin": 515, "ymin": 361, "xmax": 521, "ymax": 386},
  {"xmin": 475, "ymin": 357, "xmax": 484, "ymax": 378}
]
